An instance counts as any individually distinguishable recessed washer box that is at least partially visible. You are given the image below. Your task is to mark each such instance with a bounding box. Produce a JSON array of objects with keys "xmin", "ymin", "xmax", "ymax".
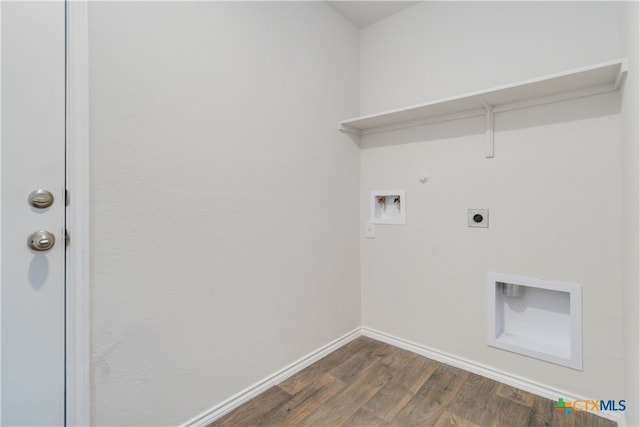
[
  {"xmin": 370, "ymin": 190, "xmax": 406, "ymax": 225},
  {"xmin": 487, "ymin": 272, "xmax": 582, "ymax": 370}
]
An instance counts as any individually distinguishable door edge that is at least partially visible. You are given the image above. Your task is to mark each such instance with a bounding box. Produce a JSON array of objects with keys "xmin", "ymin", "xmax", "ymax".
[{"xmin": 65, "ymin": 2, "xmax": 90, "ymax": 425}]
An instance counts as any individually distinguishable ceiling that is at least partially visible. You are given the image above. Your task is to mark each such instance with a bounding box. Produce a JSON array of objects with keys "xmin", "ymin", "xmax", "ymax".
[{"xmin": 325, "ymin": 1, "xmax": 420, "ymax": 28}]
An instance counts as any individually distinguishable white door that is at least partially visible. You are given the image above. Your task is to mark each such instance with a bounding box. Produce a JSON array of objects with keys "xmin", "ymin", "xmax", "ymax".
[{"xmin": 1, "ymin": 1, "xmax": 66, "ymax": 425}]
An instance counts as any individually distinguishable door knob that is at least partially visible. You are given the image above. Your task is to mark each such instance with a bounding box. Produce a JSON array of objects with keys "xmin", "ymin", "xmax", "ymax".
[
  {"xmin": 28, "ymin": 230, "xmax": 55, "ymax": 251},
  {"xmin": 28, "ymin": 189, "xmax": 54, "ymax": 209}
]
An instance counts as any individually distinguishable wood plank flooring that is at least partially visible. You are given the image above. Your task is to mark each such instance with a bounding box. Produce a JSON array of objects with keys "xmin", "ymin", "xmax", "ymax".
[{"xmin": 209, "ymin": 337, "xmax": 616, "ymax": 427}]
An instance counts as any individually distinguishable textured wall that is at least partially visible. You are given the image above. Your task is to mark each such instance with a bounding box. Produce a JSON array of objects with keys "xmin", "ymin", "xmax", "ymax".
[
  {"xmin": 360, "ymin": 1, "xmax": 626, "ymax": 402},
  {"xmin": 89, "ymin": 3, "xmax": 360, "ymax": 425},
  {"xmin": 360, "ymin": 1, "xmax": 621, "ymax": 115}
]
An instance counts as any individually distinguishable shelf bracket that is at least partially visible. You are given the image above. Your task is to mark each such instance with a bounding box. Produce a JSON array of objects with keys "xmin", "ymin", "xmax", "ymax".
[{"xmin": 482, "ymin": 101, "xmax": 494, "ymax": 159}]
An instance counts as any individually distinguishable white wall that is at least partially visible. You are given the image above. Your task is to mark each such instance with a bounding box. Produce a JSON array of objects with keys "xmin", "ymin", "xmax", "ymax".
[
  {"xmin": 621, "ymin": 1, "xmax": 640, "ymax": 425},
  {"xmin": 360, "ymin": 1, "xmax": 621, "ymax": 115},
  {"xmin": 360, "ymin": 1, "xmax": 626, "ymax": 402},
  {"xmin": 88, "ymin": 3, "xmax": 360, "ymax": 425}
]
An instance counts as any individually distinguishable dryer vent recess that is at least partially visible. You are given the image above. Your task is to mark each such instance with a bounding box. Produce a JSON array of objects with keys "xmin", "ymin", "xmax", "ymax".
[{"xmin": 487, "ymin": 272, "xmax": 583, "ymax": 370}]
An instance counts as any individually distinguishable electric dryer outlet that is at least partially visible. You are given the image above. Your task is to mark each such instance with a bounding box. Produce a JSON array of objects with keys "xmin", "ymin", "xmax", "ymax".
[{"xmin": 468, "ymin": 209, "xmax": 489, "ymax": 228}]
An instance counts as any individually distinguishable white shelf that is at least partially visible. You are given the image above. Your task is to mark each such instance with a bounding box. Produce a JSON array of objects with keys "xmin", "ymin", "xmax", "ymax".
[{"xmin": 339, "ymin": 58, "xmax": 627, "ymax": 140}]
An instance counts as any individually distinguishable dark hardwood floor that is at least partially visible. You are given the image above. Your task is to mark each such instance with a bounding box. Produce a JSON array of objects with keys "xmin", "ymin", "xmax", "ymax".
[{"xmin": 210, "ymin": 337, "xmax": 616, "ymax": 427}]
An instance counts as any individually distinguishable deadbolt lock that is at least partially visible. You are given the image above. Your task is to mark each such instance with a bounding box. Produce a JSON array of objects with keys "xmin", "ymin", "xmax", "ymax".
[
  {"xmin": 28, "ymin": 230, "xmax": 55, "ymax": 251},
  {"xmin": 28, "ymin": 189, "xmax": 54, "ymax": 209}
]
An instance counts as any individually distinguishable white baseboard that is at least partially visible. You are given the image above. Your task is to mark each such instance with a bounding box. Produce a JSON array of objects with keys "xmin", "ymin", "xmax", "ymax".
[
  {"xmin": 182, "ymin": 326, "xmax": 625, "ymax": 427},
  {"xmin": 362, "ymin": 327, "xmax": 625, "ymax": 426},
  {"xmin": 181, "ymin": 327, "xmax": 362, "ymax": 427}
]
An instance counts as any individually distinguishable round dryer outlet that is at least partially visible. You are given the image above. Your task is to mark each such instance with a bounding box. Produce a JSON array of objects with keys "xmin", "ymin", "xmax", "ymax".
[{"xmin": 468, "ymin": 209, "xmax": 489, "ymax": 228}]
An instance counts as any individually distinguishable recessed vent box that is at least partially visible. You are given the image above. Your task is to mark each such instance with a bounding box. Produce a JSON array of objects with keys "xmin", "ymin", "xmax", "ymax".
[{"xmin": 487, "ymin": 272, "xmax": 582, "ymax": 370}]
